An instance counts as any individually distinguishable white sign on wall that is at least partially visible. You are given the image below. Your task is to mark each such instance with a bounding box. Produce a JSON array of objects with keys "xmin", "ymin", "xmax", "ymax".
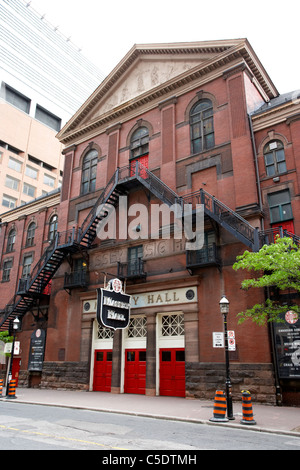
[{"xmin": 213, "ymin": 332, "xmax": 224, "ymax": 348}]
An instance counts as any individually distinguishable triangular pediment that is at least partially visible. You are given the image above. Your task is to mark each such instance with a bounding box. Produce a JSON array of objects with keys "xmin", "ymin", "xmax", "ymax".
[{"xmin": 57, "ymin": 39, "xmax": 278, "ymax": 145}]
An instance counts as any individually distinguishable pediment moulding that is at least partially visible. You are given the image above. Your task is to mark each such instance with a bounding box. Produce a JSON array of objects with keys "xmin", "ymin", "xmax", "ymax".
[{"xmin": 57, "ymin": 39, "xmax": 278, "ymax": 145}]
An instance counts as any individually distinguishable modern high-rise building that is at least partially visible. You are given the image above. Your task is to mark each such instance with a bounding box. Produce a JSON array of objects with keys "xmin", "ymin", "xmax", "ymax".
[{"xmin": 0, "ymin": 0, "xmax": 105, "ymax": 211}]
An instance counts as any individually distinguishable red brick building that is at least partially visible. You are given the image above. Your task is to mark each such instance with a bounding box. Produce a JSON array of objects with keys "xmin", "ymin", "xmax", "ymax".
[{"xmin": 1, "ymin": 39, "xmax": 300, "ymax": 405}]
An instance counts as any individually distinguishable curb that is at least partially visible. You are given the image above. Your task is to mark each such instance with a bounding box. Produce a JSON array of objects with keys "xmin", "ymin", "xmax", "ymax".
[{"xmin": 4, "ymin": 397, "xmax": 300, "ymax": 439}]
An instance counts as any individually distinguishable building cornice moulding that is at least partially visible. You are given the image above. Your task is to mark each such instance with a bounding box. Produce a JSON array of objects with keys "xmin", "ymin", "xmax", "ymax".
[
  {"xmin": 251, "ymin": 101, "xmax": 300, "ymax": 132},
  {"xmin": 0, "ymin": 191, "xmax": 61, "ymax": 224},
  {"xmin": 57, "ymin": 39, "xmax": 278, "ymax": 146}
]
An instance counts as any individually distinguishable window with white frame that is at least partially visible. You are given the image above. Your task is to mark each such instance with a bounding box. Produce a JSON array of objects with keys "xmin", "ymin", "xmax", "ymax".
[
  {"xmin": 2, "ymin": 194, "xmax": 17, "ymax": 209},
  {"xmin": 5, "ymin": 175, "xmax": 19, "ymax": 191},
  {"xmin": 8, "ymin": 157, "xmax": 22, "ymax": 173},
  {"xmin": 43, "ymin": 174, "xmax": 55, "ymax": 187},
  {"xmin": 25, "ymin": 165, "xmax": 38, "ymax": 179},
  {"xmin": 23, "ymin": 182, "xmax": 35, "ymax": 197}
]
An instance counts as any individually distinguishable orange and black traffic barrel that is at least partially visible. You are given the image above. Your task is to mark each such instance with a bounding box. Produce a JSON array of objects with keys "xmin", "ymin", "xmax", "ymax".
[
  {"xmin": 7, "ymin": 379, "xmax": 17, "ymax": 399},
  {"xmin": 240, "ymin": 390, "xmax": 256, "ymax": 425},
  {"xmin": 209, "ymin": 390, "xmax": 229, "ymax": 422}
]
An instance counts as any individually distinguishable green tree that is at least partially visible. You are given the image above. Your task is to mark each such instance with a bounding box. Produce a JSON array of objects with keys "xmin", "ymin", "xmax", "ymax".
[
  {"xmin": 0, "ymin": 331, "xmax": 13, "ymax": 359},
  {"xmin": 233, "ymin": 236, "xmax": 300, "ymax": 325}
]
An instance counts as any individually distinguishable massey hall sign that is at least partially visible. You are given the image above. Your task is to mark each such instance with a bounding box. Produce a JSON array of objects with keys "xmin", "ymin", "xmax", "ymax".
[{"xmin": 97, "ymin": 278, "xmax": 131, "ymax": 330}]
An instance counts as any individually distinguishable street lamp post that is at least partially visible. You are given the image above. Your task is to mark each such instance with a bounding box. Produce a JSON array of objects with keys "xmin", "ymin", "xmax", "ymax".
[
  {"xmin": 6, "ymin": 317, "xmax": 20, "ymax": 396},
  {"xmin": 219, "ymin": 296, "xmax": 235, "ymax": 420}
]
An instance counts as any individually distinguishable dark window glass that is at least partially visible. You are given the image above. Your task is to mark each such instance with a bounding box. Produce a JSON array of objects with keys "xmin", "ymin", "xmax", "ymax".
[
  {"xmin": 96, "ymin": 352, "xmax": 104, "ymax": 361},
  {"xmin": 2, "ymin": 259, "xmax": 13, "ymax": 282},
  {"xmin": 7, "ymin": 229, "xmax": 16, "ymax": 253},
  {"xmin": 190, "ymin": 99, "xmax": 214, "ymax": 154},
  {"xmin": 106, "ymin": 351, "xmax": 113, "ymax": 362},
  {"xmin": 81, "ymin": 150, "xmax": 98, "ymax": 194},
  {"xmin": 48, "ymin": 215, "xmax": 58, "ymax": 241},
  {"xmin": 35, "ymin": 105, "xmax": 61, "ymax": 131},
  {"xmin": 26, "ymin": 222, "xmax": 36, "ymax": 247},
  {"xmin": 127, "ymin": 351, "xmax": 135, "ymax": 362},
  {"xmin": 268, "ymin": 190, "xmax": 293, "ymax": 223},
  {"xmin": 176, "ymin": 350, "xmax": 185, "ymax": 362},
  {"xmin": 162, "ymin": 351, "xmax": 171, "ymax": 362},
  {"xmin": 139, "ymin": 351, "xmax": 146, "ymax": 362},
  {"xmin": 264, "ymin": 141, "xmax": 287, "ymax": 176},
  {"xmin": 5, "ymin": 85, "xmax": 30, "ymax": 113}
]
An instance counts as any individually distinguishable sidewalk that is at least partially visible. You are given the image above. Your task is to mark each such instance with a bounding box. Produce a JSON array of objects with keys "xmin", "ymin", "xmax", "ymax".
[{"xmin": 1, "ymin": 387, "xmax": 300, "ymax": 437}]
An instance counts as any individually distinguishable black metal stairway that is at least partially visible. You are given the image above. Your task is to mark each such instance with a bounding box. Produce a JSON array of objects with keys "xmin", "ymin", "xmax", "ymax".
[
  {"xmin": 180, "ymin": 189, "xmax": 260, "ymax": 252},
  {"xmin": 0, "ymin": 161, "xmax": 283, "ymax": 330}
]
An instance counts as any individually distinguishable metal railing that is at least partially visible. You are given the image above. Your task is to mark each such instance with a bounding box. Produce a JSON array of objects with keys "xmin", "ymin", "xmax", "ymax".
[{"xmin": 186, "ymin": 243, "xmax": 221, "ymax": 268}]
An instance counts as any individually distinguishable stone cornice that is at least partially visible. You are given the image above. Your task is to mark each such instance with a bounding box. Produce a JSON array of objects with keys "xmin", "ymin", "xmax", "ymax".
[
  {"xmin": 251, "ymin": 101, "xmax": 300, "ymax": 131},
  {"xmin": 0, "ymin": 191, "xmax": 61, "ymax": 224}
]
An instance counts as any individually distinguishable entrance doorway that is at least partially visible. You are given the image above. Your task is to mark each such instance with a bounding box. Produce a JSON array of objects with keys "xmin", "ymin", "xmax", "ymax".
[
  {"xmin": 124, "ymin": 349, "xmax": 146, "ymax": 394},
  {"xmin": 159, "ymin": 348, "xmax": 185, "ymax": 397},
  {"xmin": 11, "ymin": 357, "xmax": 21, "ymax": 387},
  {"xmin": 93, "ymin": 350, "xmax": 112, "ymax": 392}
]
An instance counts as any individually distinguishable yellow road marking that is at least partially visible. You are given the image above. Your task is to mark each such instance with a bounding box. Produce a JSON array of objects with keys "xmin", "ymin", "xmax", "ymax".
[{"xmin": 0, "ymin": 424, "xmax": 128, "ymax": 449}]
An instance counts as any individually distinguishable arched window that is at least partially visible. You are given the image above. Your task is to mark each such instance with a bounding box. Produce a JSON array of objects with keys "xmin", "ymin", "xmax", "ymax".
[
  {"xmin": 81, "ymin": 149, "xmax": 98, "ymax": 194},
  {"xmin": 130, "ymin": 127, "xmax": 149, "ymax": 176},
  {"xmin": 190, "ymin": 99, "xmax": 214, "ymax": 154},
  {"xmin": 264, "ymin": 140, "xmax": 286, "ymax": 177},
  {"xmin": 26, "ymin": 222, "xmax": 36, "ymax": 247},
  {"xmin": 7, "ymin": 229, "xmax": 16, "ymax": 253},
  {"xmin": 48, "ymin": 215, "xmax": 58, "ymax": 242}
]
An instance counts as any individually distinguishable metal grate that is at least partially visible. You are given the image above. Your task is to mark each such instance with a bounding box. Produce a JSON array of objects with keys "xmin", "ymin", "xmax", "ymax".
[
  {"xmin": 161, "ymin": 314, "xmax": 184, "ymax": 337},
  {"xmin": 127, "ymin": 316, "xmax": 147, "ymax": 338}
]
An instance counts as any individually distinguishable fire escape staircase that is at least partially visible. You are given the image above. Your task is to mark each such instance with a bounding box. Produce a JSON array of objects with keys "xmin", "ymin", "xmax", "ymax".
[{"xmin": 0, "ymin": 161, "xmax": 292, "ymax": 330}]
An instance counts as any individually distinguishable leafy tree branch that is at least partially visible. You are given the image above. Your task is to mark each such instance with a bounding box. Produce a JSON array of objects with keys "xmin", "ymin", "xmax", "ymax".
[{"xmin": 233, "ymin": 237, "xmax": 300, "ymax": 325}]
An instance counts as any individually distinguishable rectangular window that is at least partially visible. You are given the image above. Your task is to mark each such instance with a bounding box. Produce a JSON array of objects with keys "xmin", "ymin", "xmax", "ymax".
[
  {"xmin": 2, "ymin": 194, "xmax": 17, "ymax": 209},
  {"xmin": 2, "ymin": 259, "xmax": 13, "ymax": 282},
  {"xmin": 22, "ymin": 254, "xmax": 33, "ymax": 278},
  {"xmin": 35, "ymin": 105, "xmax": 61, "ymax": 132},
  {"xmin": 25, "ymin": 166, "xmax": 38, "ymax": 179},
  {"xmin": 23, "ymin": 183, "xmax": 35, "ymax": 198},
  {"xmin": 128, "ymin": 245, "xmax": 143, "ymax": 276},
  {"xmin": 8, "ymin": 157, "xmax": 22, "ymax": 172},
  {"xmin": 5, "ymin": 175, "xmax": 19, "ymax": 191},
  {"xmin": 43, "ymin": 174, "xmax": 55, "ymax": 187},
  {"xmin": 268, "ymin": 190, "xmax": 293, "ymax": 223},
  {"xmin": 5, "ymin": 85, "xmax": 30, "ymax": 114}
]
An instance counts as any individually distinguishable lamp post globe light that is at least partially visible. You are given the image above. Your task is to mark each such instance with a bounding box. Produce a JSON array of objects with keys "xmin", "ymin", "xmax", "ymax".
[{"xmin": 219, "ymin": 296, "xmax": 235, "ymax": 420}]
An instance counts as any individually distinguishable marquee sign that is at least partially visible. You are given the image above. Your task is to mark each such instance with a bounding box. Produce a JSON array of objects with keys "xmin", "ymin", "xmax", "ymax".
[{"xmin": 96, "ymin": 279, "xmax": 131, "ymax": 330}]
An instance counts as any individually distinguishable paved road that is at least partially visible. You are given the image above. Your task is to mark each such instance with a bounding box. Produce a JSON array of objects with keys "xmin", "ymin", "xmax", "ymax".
[{"xmin": 1, "ymin": 401, "xmax": 300, "ymax": 452}]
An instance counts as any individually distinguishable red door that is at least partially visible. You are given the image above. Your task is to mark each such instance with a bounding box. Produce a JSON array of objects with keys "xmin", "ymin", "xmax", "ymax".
[
  {"xmin": 130, "ymin": 155, "xmax": 149, "ymax": 178},
  {"xmin": 93, "ymin": 350, "xmax": 112, "ymax": 392},
  {"xmin": 124, "ymin": 349, "xmax": 146, "ymax": 394},
  {"xmin": 159, "ymin": 348, "xmax": 185, "ymax": 397},
  {"xmin": 11, "ymin": 358, "xmax": 21, "ymax": 387},
  {"xmin": 272, "ymin": 220, "xmax": 295, "ymax": 234}
]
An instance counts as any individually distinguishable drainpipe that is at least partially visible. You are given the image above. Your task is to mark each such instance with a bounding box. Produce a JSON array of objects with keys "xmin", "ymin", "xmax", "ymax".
[
  {"xmin": 248, "ymin": 114, "xmax": 282, "ymax": 404},
  {"xmin": 248, "ymin": 114, "xmax": 264, "ymax": 230}
]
